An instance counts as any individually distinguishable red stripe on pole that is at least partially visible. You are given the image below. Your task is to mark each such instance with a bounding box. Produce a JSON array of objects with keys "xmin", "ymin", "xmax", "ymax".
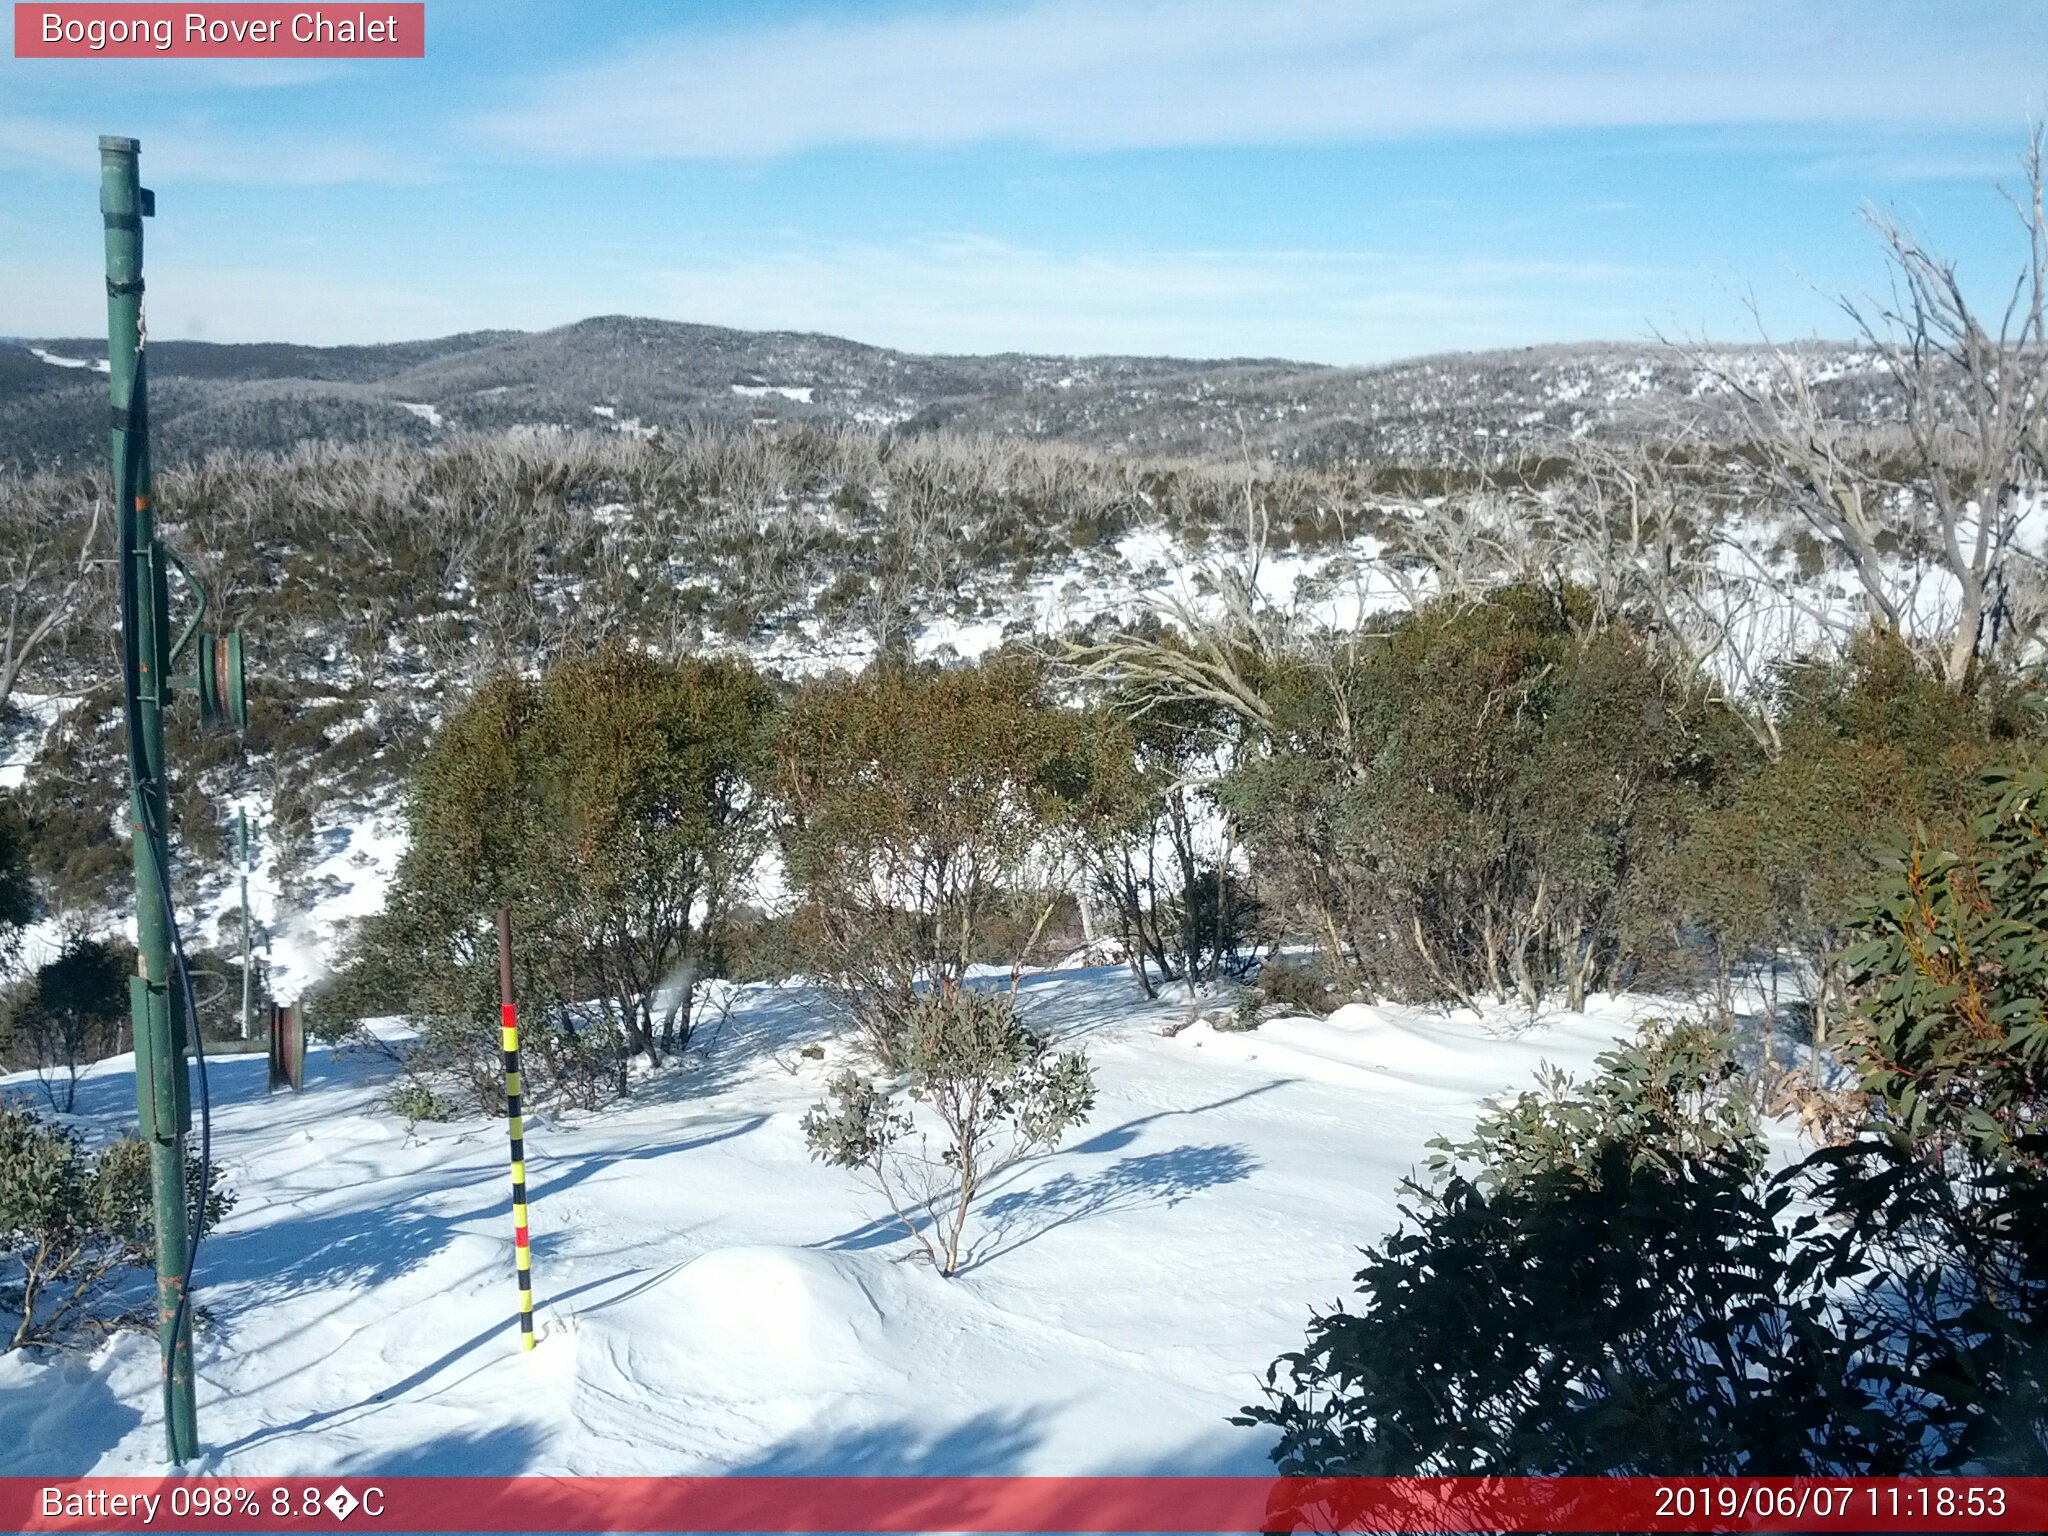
[
  {"xmin": 513, "ymin": 1225, "xmax": 529, "ymax": 1246},
  {"xmin": 5, "ymin": 1477, "xmax": 2045, "ymax": 1532},
  {"xmin": 14, "ymin": 5, "xmax": 425, "ymax": 58},
  {"xmin": 502, "ymin": 1003, "xmax": 516, "ymax": 1029}
]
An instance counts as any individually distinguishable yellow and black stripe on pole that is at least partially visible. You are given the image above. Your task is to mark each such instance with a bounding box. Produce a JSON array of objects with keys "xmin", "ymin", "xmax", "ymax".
[{"xmin": 497, "ymin": 908, "xmax": 535, "ymax": 1351}]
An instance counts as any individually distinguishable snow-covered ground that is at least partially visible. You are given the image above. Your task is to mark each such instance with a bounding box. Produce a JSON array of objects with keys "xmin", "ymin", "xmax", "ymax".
[{"xmin": 0, "ymin": 969, "xmax": 1657, "ymax": 1477}]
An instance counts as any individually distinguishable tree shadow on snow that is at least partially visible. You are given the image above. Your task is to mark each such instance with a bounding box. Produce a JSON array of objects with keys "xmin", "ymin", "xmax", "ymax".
[
  {"xmin": 198, "ymin": 1177, "xmax": 494, "ymax": 1306},
  {"xmin": 717, "ymin": 1408, "xmax": 1276, "ymax": 1527},
  {"xmin": 731, "ymin": 1406, "xmax": 1045, "ymax": 1477},
  {"xmin": 814, "ymin": 1083, "xmax": 1285, "ymax": 1260},
  {"xmin": 440, "ymin": 1114, "xmax": 769, "ymax": 1222},
  {"xmin": 337, "ymin": 1419, "xmax": 549, "ymax": 1477},
  {"xmin": 0, "ymin": 1346, "xmax": 146, "ymax": 1476},
  {"xmin": 966, "ymin": 1143, "xmax": 1259, "ymax": 1271},
  {"xmin": 213, "ymin": 1265, "xmax": 642, "ymax": 1462}
]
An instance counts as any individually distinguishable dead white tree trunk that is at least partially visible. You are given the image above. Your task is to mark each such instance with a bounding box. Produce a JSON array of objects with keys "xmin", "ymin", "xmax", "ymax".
[
  {"xmin": 1698, "ymin": 129, "xmax": 2048, "ymax": 692},
  {"xmin": 0, "ymin": 490, "xmax": 108, "ymax": 719}
]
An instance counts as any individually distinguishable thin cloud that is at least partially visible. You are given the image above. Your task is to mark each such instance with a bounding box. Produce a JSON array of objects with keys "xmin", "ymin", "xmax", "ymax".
[
  {"xmin": 1, "ymin": 237, "xmax": 1665, "ymax": 359},
  {"xmin": 476, "ymin": 0, "xmax": 2046, "ymax": 161},
  {"xmin": 1793, "ymin": 149, "xmax": 2023, "ymax": 183},
  {"xmin": 648, "ymin": 236, "xmax": 1664, "ymax": 361},
  {"xmin": 0, "ymin": 112, "xmax": 437, "ymax": 185},
  {"xmin": 0, "ymin": 255, "xmax": 598, "ymax": 343}
]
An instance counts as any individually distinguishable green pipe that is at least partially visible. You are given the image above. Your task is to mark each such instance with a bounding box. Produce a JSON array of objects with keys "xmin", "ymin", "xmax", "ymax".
[{"xmin": 102, "ymin": 133, "xmax": 198, "ymax": 1466}]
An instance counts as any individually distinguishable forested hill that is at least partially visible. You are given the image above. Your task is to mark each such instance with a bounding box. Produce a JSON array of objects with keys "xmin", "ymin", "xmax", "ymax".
[{"xmin": 0, "ymin": 316, "xmax": 1887, "ymax": 470}]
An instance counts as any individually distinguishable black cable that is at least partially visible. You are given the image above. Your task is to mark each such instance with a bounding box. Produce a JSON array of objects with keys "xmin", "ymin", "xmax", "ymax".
[{"xmin": 142, "ymin": 793, "xmax": 211, "ymax": 1395}]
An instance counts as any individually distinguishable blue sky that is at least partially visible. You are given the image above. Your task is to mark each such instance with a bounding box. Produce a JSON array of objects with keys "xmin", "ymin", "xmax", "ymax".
[{"xmin": 2, "ymin": 0, "xmax": 2044, "ymax": 362}]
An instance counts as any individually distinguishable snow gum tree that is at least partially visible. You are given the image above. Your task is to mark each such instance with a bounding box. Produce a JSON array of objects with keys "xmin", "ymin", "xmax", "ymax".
[
  {"xmin": 1053, "ymin": 691, "xmax": 1257, "ymax": 999},
  {"xmin": 1220, "ymin": 584, "xmax": 1742, "ymax": 1010},
  {"xmin": 774, "ymin": 654, "xmax": 1092, "ymax": 1062},
  {"xmin": 1704, "ymin": 131, "xmax": 2048, "ymax": 693},
  {"xmin": 802, "ymin": 986, "xmax": 1095, "ymax": 1276},
  {"xmin": 326, "ymin": 647, "xmax": 777, "ymax": 1110}
]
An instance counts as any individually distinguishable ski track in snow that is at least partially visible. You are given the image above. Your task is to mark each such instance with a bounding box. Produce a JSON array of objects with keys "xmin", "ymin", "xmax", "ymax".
[{"xmin": 0, "ymin": 968, "xmax": 1651, "ymax": 1477}]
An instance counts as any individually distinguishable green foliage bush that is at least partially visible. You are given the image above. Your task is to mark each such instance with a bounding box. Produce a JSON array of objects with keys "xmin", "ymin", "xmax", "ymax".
[
  {"xmin": 802, "ymin": 986, "xmax": 1094, "ymax": 1275},
  {"xmin": 1795, "ymin": 756, "xmax": 2048, "ymax": 1469},
  {"xmin": 1, "ymin": 934, "xmax": 133, "ymax": 1112},
  {"xmin": 1242, "ymin": 756, "xmax": 2048, "ymax": 1477},
  {"xmin": 0, "ymin": 792, "xmax": 34, "ymax": 972},
  {"xmin": 776, "ymin": 654, "xmax": 1091, "ymax": 1060},
  {"xmin": 1237, "ymin": 1023, "xmax": 1919, "ymax": 1475},
  {"xmin": 1248, "ymin": 956, "xmax": 1347, "ymax": 1019},
  {"xmin": 329, "ymin": 647, "xmax": 777, "ymax": 1112},
  {"xmin": 1838, "ymin": 758, "xmax": 2048, "ymax": 1160},
  {"xmin": 0, "ymin": 1103, "xmax": 235, "ymax": 1349},
  {"xmin": 1222, "ymin": 585, "xmax": 1742, "ymax": 1009},
  {"xmin": 1653, "ymin": 633, "xmax": 2038, "ymax": 1033},
  {"xmin": 385, "ymin": 1077, "xmax": 461, "ymax": 1128}
]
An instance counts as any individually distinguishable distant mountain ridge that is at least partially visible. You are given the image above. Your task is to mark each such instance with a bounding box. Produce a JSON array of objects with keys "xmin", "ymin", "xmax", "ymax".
[{"xmin": 0, "ymin": 314, "xmax": 1884, "ymax": 470}]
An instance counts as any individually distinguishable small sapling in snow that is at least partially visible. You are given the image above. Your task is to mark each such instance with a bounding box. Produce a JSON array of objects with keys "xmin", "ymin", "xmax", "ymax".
[{"xmin": 802, "ymin": 986, "xmax": 1095, "ymax": 1276}]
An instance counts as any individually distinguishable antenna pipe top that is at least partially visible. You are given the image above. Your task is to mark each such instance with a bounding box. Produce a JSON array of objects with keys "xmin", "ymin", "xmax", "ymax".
[{"xmin": 99, "ymin": 135, "xmax": 141, "ymax": 155}]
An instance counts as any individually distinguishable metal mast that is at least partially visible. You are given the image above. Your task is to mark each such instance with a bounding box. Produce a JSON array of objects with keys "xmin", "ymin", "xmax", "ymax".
[
  {"xmin": 102, "ymin": 132, "xmax": 199, "ymax": 1465},
  {"xmin": 103, "ymin": 133, "xmax": 248, "ymax": 1464}
]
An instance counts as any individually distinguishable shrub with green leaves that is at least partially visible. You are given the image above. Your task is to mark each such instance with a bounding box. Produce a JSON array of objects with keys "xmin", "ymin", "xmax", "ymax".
[
  {"xmin": 802, "ymin": 986, "xmax": 1095, "ymax": 1276},
  {"xmin": 776, "ymin": 655, "xmax": 1091, "ymax": 1061},
  {"xmin": 1652, "ymin": 632, "xmax": 2037, "ymax": 1038},
  {"xmin": 1220, "ymin": 584, "xmax": 1741, "ymax": 1010},
  {"xmin": 1236, "ymin": 1023, "xmax": 1921, "ymax": 1476},
  {"xmin": 0, "ymin": 792, "xmax": 34, "ymax": 974},
  {"xmin": 1792, "ymin": 756, "xmax": 2048, "ymax": 1471},
  {"xmin": 1251, "ymin": 956, "xmax": 1348, "ymax": 1020},
  {"xmin": 1241, "ymin": 750, "xmax": 2048, "ymax": 1477},
  {"xmin": 385, "ymin": 1078, "xmax": 461, "ymax": 1128},
  {"xmin": 1838, "ymin": 758, "xmax": 2048, "ymax": 1163},
  {"xmin": 327, "ymin": 647, "xmax": 777, "ymax": 1112},
  {"xmin": 0, "ymin": 1103, "xmax": 235, "ymax": 1349},
  {"xmin": 2, "ymin": 934, "xmax": 134, "ymax": 1113}
]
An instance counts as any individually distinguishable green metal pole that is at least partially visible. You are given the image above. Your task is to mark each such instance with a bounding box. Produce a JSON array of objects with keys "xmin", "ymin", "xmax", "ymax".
[{"xmin": 102, "ymin": 134, "xmax": 199, "ymax": 1466}]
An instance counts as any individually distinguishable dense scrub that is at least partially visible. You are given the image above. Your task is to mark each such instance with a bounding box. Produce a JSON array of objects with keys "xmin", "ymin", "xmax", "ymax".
[
  {"xmin": 0, "ymin": 935, "xmax": 134, "ymax": 1113},
  {"xmin": 1220, "ymin": 584, "xmax": 1746, "ymax": 1009},
  {"xmin": 1241, "ymin": 757, "xmax": 2048, "ymax": 1475},
  {"xmin": 1653, "ymin": 633, "xmax": 2042, "ymax": 1043},
  {"xmin": 0, "ymin": 1102, "xmax": 235, "ymax": 1350},
  {"xmin": 318, "ymin": 648, "xmax": 777, "ymax": 1110},
  {"xmin": 0, "ymin": 427, "xmax": 1347, "ymax": 919},
  {"xmin": 775, "ymin": 654, "xmax": 1097, "ymax": 1062}
]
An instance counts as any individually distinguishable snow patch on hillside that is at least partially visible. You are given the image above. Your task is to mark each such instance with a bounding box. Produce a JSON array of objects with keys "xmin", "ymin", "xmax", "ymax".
[{"xmin": 28, "ymin": 347, "xmax": 109, "ymax": 374}]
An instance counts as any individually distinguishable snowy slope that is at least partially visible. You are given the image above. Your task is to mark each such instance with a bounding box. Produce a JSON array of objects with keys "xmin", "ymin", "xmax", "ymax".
[{"xmin": 0, "ymin": 970, "xmax": 1654, "ymax": 1477}]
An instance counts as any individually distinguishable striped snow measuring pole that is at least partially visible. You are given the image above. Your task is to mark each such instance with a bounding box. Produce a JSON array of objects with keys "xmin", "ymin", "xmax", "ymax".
[{"xmin": 497, "ymin": 908, "xmax": 535, "ymax": 1350}]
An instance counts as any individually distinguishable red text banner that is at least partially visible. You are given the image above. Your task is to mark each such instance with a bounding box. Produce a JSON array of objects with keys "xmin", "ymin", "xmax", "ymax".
[
  {"xmin": 14, "ymin": 5, "xmax": 424, "ymax": 58},
  {"xmin": 4, "ymin": 1476, "xmax": 2045, "ymax": 1533}
]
